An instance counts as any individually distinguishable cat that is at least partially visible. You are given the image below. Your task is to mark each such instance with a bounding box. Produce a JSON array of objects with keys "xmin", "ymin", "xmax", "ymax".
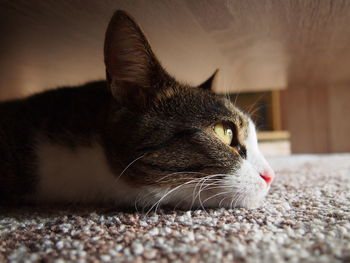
[{"xmin": 0, "ymin": 10, "xmax": 274, "ymax": 210}]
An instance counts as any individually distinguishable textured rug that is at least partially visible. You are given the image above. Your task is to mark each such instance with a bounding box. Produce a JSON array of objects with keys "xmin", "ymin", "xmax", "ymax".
[{"xmin": 1, "ymin": 154, "xmax": 350, "ymax": 262}]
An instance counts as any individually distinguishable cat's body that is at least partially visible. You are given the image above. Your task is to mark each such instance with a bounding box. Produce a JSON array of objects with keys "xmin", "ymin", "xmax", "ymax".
[
  {"xmin": 0, "ymin": 81, "xmax": 111, "ymax": 203},
  {"xmin": 0, "ymin": 11, "xmax": 274, "ymax": 209}
]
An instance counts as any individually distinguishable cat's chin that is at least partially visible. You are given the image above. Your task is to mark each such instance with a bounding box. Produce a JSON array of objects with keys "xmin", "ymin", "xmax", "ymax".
[
  {"xmin": 203, "ymin": 190, "xmax": 267, "ymax": 209},
  {"xmin": 231, "ymin": 193, "xmax": 266, "ymax": 209},
  {"xmin": 142, "ymin": 184, "xmax": 268, "ymax": 211}
]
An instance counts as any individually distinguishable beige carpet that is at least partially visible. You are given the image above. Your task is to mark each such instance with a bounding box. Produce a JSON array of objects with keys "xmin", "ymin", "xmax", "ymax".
[{"xmin": 1, "ymin": 154, "xmax": 350, "ymax": 262}]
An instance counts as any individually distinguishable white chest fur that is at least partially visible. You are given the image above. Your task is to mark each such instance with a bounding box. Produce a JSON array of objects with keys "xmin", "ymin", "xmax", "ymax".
[{"xmin": 35, "ymin": 142, "xmax": 138, "ymax": 204}]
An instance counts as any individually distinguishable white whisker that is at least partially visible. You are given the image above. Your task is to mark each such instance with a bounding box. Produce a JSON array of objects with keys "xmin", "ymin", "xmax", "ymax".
[
  {"xmin": 145, "ymin": 177, "xmax": 209, "ymax": 215},
  {"xmin": 117, "ymin": 154, "xmax": 145, "ymax": 181},
  {"xmin": 202, "ymin": 190, "xmax": 232, "ymax": 206}
]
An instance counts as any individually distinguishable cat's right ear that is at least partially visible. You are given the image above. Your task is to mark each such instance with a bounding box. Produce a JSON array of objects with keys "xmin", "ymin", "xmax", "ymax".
[
  {"xmin": 104, "ymin": 10, "xmax": 171, "ymax": 110},
  {"xmin": 198, "ymin": 69, "xmax": 218, "ymax": 91}
]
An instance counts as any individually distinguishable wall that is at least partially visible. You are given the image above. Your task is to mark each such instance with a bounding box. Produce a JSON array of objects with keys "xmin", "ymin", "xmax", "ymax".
[
  {"xmin": 281, "ymin": 85, "xmax": 350, "ymax": 153},
  {"xmin": 1, "ymin": 1, "xmax": 350, "ymax": 153}
]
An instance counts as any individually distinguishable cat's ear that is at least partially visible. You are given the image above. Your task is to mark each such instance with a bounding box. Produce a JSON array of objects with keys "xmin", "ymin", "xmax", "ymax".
[
  {"xmin": 104, "ymin": 10, "xmax": 171, "ymax": 109},
  {"xmin": 198, "ymin": 69, "xmax": 218, "ymax": 91}
]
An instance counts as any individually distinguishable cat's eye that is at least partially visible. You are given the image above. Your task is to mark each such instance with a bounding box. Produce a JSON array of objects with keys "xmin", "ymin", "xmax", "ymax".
[
  {"xmin": 213, "ymin": 122, "xmax": 247, "ymax": 159},
  {"xmin": 213, "ymin": 123, "xmax": 234, "ymax": 145}
]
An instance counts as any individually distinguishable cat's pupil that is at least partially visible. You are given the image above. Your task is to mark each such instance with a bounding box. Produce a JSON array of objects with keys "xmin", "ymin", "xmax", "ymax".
[{"xmin": 226, "ymin": 128, "xmax": 233, "ymax": 141}]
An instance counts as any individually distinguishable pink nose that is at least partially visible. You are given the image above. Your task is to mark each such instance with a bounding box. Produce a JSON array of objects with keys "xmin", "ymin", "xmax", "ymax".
[{"xmin": 260, "ymin": 169, "xmax": 274, "ymax": 184}]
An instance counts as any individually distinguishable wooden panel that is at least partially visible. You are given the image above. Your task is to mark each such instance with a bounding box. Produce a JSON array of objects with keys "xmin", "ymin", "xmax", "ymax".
[
  {"xmin": 282, "ymin": 84, "xmax": 350, "ymax": 153},
  {"xmin": 271, "ymin": 90, "xmax": 282, "ymax": 131},
  {"xmin": 258, "ymin": 141, "xmax": 291, "ymax": 157},
  {"xmin": 281, "ymin": 87, "xmax": 331, "ymax": 153},
  {"xmin": 258, "ymin": 131, "xmax": 290, "ymax": 141},
  {"xmin": 281, "ymin": 88, "xmax": 311, "ymax": 153},
  {"xmin": 329, "ymin": 85, "xmax": 350, "ymax": 152}
]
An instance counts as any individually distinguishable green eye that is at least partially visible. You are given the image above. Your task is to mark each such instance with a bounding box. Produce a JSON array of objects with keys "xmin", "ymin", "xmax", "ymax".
[{"xmin": 214, "ymin": 123, "xmax": 233, "ymax": 145}]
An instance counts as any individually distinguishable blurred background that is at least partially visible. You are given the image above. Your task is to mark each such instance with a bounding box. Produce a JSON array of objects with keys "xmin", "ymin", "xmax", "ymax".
[{"xmin": 1, "ymin": 0, "xmax": 349, "ymax": 156}]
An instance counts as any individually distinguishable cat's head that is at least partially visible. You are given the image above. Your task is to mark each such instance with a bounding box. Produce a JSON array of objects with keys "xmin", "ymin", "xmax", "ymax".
[{"xmin": 104, "ymin": 10, "xmax": 275, "ymax": 209}]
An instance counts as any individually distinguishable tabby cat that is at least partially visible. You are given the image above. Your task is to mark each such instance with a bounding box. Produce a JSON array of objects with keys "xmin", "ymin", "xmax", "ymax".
[{"xmin": 0, "ymin": 10, "xmax": 274, "ymax": 210}]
